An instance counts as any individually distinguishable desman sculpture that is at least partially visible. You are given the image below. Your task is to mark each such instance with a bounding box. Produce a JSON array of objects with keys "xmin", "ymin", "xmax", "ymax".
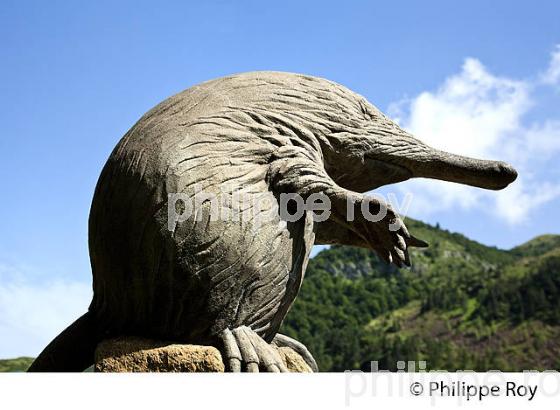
[{"xmin": 29, "ymin": 72, "xmax": 517, "ymax": 372}]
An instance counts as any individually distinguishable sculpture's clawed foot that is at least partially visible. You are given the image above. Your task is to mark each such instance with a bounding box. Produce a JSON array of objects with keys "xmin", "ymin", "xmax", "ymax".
[
  {"xmin": 348, "ymin": 194, "xmax": 429, "ymax": 267},
  {"xmin": 220, "ymin": 326, "xmax": 288, "ymax": 372}
]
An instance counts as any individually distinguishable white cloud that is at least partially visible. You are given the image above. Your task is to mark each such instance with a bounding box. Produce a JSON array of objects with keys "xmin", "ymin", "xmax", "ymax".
[
  {"xmin": 0, "ymin": 264, "xmax": 91, "ymax": 358},
  {"xmin": 388, "ymin": 49, "xmax": 560, "ymax": 225},
  {"xmin": 494, "ymin": 181, "xmax": 560, "ymax": 225},
  {"xmin": 541, "ymin": 45, "xmax": 560, "ymax": 85}
]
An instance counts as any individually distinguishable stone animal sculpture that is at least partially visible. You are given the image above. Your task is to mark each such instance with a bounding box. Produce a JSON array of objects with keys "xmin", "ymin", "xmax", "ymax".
[{"xmin": 29, "ymin": 72, "xmax": 517, "ymax": 372}]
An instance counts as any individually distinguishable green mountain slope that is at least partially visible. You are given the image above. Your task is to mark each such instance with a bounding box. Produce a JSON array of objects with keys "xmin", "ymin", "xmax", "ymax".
[
  {"xmin": 0, "ymin": 357, "xmax": 34, "ymax": 372},
  {"xmin": 281, "ymin": 219, "xmax": 560, "ymax": 371},
  {"xmin": 510, "ymin": 234, "xmax": 560, "ymax": 258}
]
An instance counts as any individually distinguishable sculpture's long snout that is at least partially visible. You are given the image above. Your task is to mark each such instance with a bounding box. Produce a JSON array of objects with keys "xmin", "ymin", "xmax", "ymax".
[{"xmin": 403, "ymin": 149, "xmax": 518, "ymax": 190}]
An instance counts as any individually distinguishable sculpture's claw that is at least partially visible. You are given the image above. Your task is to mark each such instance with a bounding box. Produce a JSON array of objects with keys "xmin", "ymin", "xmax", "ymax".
[
  {"xmin": 403, "ymin": 248, "xmax": 411, "ymax": 267},
  {"xmin": 232, "ymin": 327, "xmax": 260, "ymax": 372},
  {"xmin": 408, "ymin": 236, "xmax": 429, "ymax": 248},
  {"xmin": 220, "ymin": 328, "xmax": 242, "ymax": 372},
  {"xmin": 249, "ymin": 328, "xmax": 288, "ymax": 373},
  {"xmin": 396, "ymin": 234, "xmax": 407, "ymax": 251},
  {"xmin": 345, "ymin": 193, "xmax": 428, "ymax": 268},
  {"xmin": 221, "ymin": 326, "xmax": 286, "ymax": 372}
]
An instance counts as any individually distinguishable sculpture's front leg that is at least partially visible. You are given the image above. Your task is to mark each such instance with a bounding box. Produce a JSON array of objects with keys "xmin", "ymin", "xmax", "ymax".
[{"xmin": 269, "ymin": 149, "xmax": 428, "ymax": 268}]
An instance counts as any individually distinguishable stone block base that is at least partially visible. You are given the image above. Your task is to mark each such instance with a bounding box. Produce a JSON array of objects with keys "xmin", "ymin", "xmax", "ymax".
[{"xmin": 94, "ymin": 337, "xmax": 312, "ymax": 372}]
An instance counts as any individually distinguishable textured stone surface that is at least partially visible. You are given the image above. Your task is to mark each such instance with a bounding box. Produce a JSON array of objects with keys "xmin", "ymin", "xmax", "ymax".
[
  {"xmin": 276, "ymin": 347, "xmax": 312, "ymax": 373},
  {"xmin": 95, "ymin": 338, "xmax": 311, "ymax": 373}
]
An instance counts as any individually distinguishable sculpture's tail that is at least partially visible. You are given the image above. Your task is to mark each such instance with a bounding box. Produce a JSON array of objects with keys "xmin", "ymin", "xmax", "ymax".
[{"xmin": 27, "ymin": 311, "xmax": 98, "ymax": 372}]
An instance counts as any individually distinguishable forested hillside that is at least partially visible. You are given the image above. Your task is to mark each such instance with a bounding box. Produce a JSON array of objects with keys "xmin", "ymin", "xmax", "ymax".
[
  {"xmin": 281, "ymin": 219, "xmax": 560, "ymax": 371},
  {"xmin": 0, "ymin": 357, "xmax": 34, "ymax": 372}
]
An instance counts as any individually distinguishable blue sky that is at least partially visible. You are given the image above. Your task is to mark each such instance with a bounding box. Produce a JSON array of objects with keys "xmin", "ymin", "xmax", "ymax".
[{"xmin": 1, "ymin": 0, "xmax": 559, "ymax": 357}]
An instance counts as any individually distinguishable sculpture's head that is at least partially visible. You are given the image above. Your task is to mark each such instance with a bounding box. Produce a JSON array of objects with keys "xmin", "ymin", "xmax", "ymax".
[
  {"xmin": 321, "ymin": 111, "xmax": 518, "ymax": 193},
  {"xmin": 262, "ymin": 73, "xmax": 518, "ymax": 193}
]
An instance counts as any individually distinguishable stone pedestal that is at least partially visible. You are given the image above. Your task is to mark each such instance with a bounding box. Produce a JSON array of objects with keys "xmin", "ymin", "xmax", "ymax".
[{"xmin": 94, "ymin": 337, "xmax": 312, "ymax": 372}]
